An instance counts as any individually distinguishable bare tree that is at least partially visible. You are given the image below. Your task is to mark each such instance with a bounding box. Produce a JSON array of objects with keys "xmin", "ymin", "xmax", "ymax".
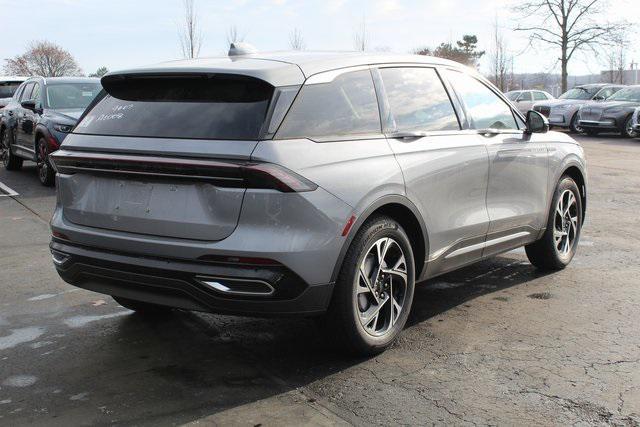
[
  {"xmin": 178, "ymin": 0, "xmax": 202, "ymax": 59},
  {"xmin": 514, "ymin": 0, "xmax": 628, "ymax": 92},
  {"xmin": 226, "ymin": 25, "xmax": 245, "ymax": 46},
  {"xmin": 3, "ymin": 40, "xmax": 82, "ymax": 76},
  {"xmin": 353, "ymin": 18, "xmax": 368, "ymax": 52},
  {"xmin": 489, "ymin": 17, "xmax": 511, "ymax": 91},
  {"xmin": 289, "ymin": 28, "xmax": 305, "ymax": 51}
]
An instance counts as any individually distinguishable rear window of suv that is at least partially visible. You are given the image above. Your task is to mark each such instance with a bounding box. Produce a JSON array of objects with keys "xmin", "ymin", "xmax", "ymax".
[{"xmin": 75, "ymin": 75, "xmax": 274, "ymax": 140}]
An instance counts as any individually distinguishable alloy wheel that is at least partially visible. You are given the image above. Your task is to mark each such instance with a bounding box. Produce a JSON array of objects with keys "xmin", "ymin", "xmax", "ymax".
[
  {"xmin": 554, "ymin": 189, "xmax": 579, "ymax": 258},
  {"xmin": 626, "ymin": 118, "xmax": 637, "ymax": 138},
  {"xmin": 355, "ymin": 237, "xmax": 408, "ymax": 337},
  {"xmin": 1, "ymin": 132, "xmax": 8, "ymax": 167},
  {"xmin": 37, "ymin": 141, "xmax": 48, "ymax": 183}
]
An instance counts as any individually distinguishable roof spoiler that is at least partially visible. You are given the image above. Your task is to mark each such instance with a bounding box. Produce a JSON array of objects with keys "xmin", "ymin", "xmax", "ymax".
[{"xmin": 228, "ymin": 42, "xmax": 257, "ymax": 57}]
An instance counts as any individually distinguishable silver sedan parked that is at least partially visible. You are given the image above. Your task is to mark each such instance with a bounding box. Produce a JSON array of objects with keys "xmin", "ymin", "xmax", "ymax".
[
  {"xmin": 533, "ymin": 84, "xmax": 624, "ymax": 133},
  {"xmin": 49, "ymin": 51, "xmax": 587, "ymax": 355}
]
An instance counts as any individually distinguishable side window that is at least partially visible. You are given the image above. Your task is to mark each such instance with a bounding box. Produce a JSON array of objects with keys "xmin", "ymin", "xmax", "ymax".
[
  {"xmin": 444, "ymin": 70, "xmax": 518, "ymax": 130},
  {"xmin": 20, "ymin": 83, "xmax": 35, "ymax": 102},
  {"xmin": 379, "ymin": 67, "xmax": 460, "ymax": 132},
  {"xmin": 13, "ymin": 83, "xmax": 25, "ymax": 100},
  {"xmin": 276, "ymin": 70, "xmax": 380, "ymax": 140},
  {"xmin": 30, "ymin": 83, "xmax": 42, "ymax": 107},
  {"xmin": 518, "ymin": 92, "xmax": 533, "ymax": 101},
  {"xmin": 533, "ymin": 92, "xmax": 547, "ymax": 101}
]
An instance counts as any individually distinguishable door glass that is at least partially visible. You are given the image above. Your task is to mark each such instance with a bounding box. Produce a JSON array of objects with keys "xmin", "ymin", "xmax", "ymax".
[
  {"xmin": 445, "ymin": 70, "xmax": 518, "ymax": 130},
  {"xmin": 30, "ymin": 84, "xmax": 41, "ymax": 107},
  {"xmin": 379, "ymin": 67, "xmax": 459, "ymax": 132},
  {"xmin": 20, "ymin": 83, "xmax": 35, "ymax": 102},
  {"xmin": 533, "ymin": 92, "xmax": 547, "ymax": 101},
  {"xmin": 276, "ymin": 70, "xmax": 380, "ymax": 139},
  {"xmin": 518, "ymin": 92, "xmax": 533, "ymax": 101}
]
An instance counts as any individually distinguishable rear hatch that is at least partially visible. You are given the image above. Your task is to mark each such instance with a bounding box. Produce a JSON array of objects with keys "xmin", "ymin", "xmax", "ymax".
[{"xmin": 53, "ymin": 71, "xmax": 301, "ymax": 241}]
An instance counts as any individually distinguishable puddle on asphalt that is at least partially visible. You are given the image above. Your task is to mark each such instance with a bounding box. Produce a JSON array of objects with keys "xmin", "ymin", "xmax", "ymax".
[
  {"xmin": 0, "ymin": 327, "xmax": 46, "ymax": 351},
  {"xmin": 1, "ymin": 375, "xmax": 37, "ymax": 387},
  {"xmin": 63, "ymin": 311, "xmax": 130, "ymax": 328}
]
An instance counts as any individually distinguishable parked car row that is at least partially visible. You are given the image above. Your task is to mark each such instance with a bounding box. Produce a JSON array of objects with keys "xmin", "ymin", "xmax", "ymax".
[
  {"xmin": 0, "ymin": 77, "xmax": 102, "ymax": 185},
  {"xmin": 512, "ymin": 83, "xmax": 640, "ymax": 139}
]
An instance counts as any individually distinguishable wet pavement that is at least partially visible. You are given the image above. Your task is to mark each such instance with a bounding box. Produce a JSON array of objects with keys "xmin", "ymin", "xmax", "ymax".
[{"xmin": 1, "ymin": 134, "xmax": 639, "ymax": 425}]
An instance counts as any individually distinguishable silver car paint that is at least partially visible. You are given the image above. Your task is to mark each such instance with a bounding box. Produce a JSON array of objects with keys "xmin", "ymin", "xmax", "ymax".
[{"xmin": 51, "ymin": 52, "xmax": 587, "ymax": 298}]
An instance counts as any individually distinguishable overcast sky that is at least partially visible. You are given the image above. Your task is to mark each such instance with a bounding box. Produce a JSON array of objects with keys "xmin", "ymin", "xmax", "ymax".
[{"xmin": 0, "ymin": 0, "xmax": 636, "ymax": 78}]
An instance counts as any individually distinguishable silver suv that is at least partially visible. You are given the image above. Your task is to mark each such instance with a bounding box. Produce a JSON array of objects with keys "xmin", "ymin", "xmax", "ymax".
[{"xmin": 49, "ymin": 52, "xmax": 587, "ymax": 355}]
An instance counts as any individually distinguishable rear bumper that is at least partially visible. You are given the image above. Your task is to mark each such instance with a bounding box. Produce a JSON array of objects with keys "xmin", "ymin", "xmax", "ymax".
[{"xmin": 51, "ymin": 240, "xmax": 334, "ymax": 317}]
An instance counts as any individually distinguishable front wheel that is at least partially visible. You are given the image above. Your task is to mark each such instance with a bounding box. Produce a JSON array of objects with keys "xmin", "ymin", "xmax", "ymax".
[
  {"xmin": 1, "ymin": 128, "xmax": 23, "ymax": 171},
  {"xmin": 525, "ymin": 176, "xmax": 582, "ymax": 270},
  {"xmin": 324, "ymin": 215, "xmax": 415, "ymax": 356},
  {"xmin": 621, "ymin": 115, "xmax": 637, "ymax": 138},
  {"xmin": 37, "ymin": 138, "xmax": 56, "ymax": 186},
  {"xmin": 569, "ymin": 113, "xmax": 583, "ymax": 133}
]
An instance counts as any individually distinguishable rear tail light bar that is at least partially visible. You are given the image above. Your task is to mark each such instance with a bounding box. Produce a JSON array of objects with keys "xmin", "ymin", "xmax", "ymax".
[{"xmin": 49, "ymin": 150, "xmax": 317, "ymax": 193}]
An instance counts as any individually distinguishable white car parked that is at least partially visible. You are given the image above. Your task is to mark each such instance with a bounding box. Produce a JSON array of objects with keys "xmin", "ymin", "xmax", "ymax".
[{"xmin": 505, "ymin": 90, "xmax": 555, "ymax": 114}]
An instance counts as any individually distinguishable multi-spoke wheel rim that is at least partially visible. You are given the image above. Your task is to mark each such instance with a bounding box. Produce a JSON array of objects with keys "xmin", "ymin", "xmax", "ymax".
[
  {"xmin": 37, "ymin": 141, "xmax": 48, "ymax": 182},
  {"xmin": 1, "ymin": 132, "xmax": 8, "ymax": 167},
  {"xmin": 355, "ymin": 237, "xmax": 408, "ymax": 337},
  {"xmin": 554, "ymin": 189, "xmax": 579, "ymax": 258},
  {"xmin": 626, "ymin": 119, "xmax": 637, "ymax": 138}
]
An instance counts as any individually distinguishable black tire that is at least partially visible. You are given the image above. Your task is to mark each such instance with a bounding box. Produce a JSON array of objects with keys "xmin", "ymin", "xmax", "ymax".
[
  {"xmin": 36, "ymin": 138, "xmax": 56, "ymax": 186},
  {"xmin": 584, "ymin": 129, "xmax": 599, "ymax": 137},
  {"xmin": 1, "ymin": 128, "xmax": 23, "ymax": 171},
  {"xmin": 525, "ymin": 176, "xmax": 582, "ymax": 271},
  {"xmin": 621, "ymin": 115, "xmax": 637, "ymax": 138},
  {"xmin": 112, "ymin": 296, "xmax": 173, "ymax": 315},
  {"xmin": 324, "ymin": 215, "xmax": 415, "ymax": 356},
  {"xmin": 569, "ymin": 113, "xmax": 582, "ymax": 133}
]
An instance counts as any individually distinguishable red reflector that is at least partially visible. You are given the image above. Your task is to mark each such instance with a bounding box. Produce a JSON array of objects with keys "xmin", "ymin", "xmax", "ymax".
[
  {"xmin": 52, "ymin": 231, "xmax": 70, "ymax": 240},
  {"xmin": 341, "ymin": 215, "xmax": 356, "ymax": 236}
]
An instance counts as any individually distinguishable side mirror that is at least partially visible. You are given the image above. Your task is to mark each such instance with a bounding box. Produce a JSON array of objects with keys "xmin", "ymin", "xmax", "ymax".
[
  {"xmin": 525, "ymin": 110, "xmax": 549, "ymax": 134},
  {"xmin": 21, "ymin": 100, "xmax": 37, "ymax": 111},
  {"xmin": 593, "ymin": 96, "xmax": 604, "ymax": 101}
]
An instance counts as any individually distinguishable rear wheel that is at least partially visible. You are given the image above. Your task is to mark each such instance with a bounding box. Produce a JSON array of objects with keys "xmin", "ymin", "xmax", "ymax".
[
  {"xmin": 569, "ymin": 113, "xmax": 583, "ymax": 133},
  {"xmin": 621, "ymin": 115, "xmax": 637, "ymax": 138},
  {"xmin": 325, "ymin": 215, "xmax": 415, "ymax": 356},
  {"xmin": 112, "ymin": 296, "xmax": 173, "ymax": 315},
  {"xmin": 525, "ymin": 176, "xmax": 582, "ymax": 270},
  {"xmin": 1, "ymin": 128, "xmax": 23, "ymax": 171},
  {"xmin": 36, "ymin": 138, "xmax": 55, "ymax": 186}
]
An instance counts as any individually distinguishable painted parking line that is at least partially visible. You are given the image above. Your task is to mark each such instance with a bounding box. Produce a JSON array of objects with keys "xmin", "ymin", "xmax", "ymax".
[{"xmin": 0, "ymin": 181, "xmax": 19, "ymax": 197}]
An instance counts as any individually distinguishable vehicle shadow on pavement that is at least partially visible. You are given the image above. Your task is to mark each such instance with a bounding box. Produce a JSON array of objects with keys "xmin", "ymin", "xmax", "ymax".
[{"xmin": 0, "ymin": 254, "xmax": 551, "ymax": 425}]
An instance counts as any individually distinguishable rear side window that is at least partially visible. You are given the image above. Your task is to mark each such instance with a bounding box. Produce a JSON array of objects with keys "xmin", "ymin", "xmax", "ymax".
[
  {"xmin": 379, "ymin": 67, "xmax": 459, "ymax": 132},
  {"xmin": 276, "ymin": 70, "xmax": 380, "ymax": 140},
  {"xmin": 444, "ymin": 70, "xmax": 518, "ymax": 130},
  {"xmin": 75, "ymin": 75, "xmax": 274, "ymax": 140}
]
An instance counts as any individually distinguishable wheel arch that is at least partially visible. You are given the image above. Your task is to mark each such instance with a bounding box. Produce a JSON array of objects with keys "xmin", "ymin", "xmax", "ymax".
[
  {"xmin": 562, "ymin": 165, "xmax": 587, "ymax": 220},
  {"xmin": 330, "ymin": 195, "xmax": 429, "ymax": 283},
  {"xmin": 33, "ymin": 124, "xmax": 53, "ymax": 161}
]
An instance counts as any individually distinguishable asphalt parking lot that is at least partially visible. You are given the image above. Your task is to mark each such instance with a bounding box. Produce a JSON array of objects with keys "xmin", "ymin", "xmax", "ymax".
[{"xmin": 1, "ymin": 134, "xmax": 639, "ymax": 426}]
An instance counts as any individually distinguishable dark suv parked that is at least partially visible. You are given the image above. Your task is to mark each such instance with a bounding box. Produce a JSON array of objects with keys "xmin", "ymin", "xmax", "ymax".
[{"xmin": 0, "ymin": 77, "xmax": 101, "ymax": 185}]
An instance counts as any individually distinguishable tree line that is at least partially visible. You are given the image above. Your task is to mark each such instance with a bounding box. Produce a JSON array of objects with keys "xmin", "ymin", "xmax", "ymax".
[{"xmin": 3, "ymin": 0, "xmax": 629, "ymax": 93}]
